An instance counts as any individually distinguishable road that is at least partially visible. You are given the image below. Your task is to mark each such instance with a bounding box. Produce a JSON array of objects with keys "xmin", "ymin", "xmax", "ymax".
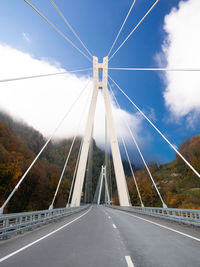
[{"xmin": 0, "ymin": 205, "xmax": 200, "ymax": 267}]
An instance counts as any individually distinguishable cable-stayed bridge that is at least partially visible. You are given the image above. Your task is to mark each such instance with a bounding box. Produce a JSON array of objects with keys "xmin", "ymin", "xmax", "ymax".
[{"xmin": 0, "ymin": 1, "xmax": 200, "ymax": 266}]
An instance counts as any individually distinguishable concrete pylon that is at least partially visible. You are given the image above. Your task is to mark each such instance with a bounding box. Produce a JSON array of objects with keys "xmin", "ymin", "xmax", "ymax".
[{"xmin": 70, "ymin": 56, "xmax": 130, "ymax": 207}]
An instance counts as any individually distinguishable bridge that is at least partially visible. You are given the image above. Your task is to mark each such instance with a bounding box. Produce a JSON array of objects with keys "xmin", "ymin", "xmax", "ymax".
[{"xmin": 0, "ymin": 0, "xmax": 200, "ymax": 266}]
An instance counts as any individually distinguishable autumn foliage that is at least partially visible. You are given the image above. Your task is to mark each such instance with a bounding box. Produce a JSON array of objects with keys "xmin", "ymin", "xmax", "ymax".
[
  {"xmin": 0, "ymin": 112, "xmax": 104, "ymax": 213},
  {"xmin": 125, "ymin": 135, "xmax": 200, "ymax": 209},
  {"xmin": 1, "ymin": 110, "xmax": 200, "ymax": 212}
]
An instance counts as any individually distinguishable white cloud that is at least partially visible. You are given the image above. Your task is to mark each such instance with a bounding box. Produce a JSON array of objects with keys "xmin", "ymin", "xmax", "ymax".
[
  {"xmin": 0, "ymin": 44, "xmax": 143, "ymax": 150},
  {"xmin": 158, "ymin": 0, "xmax": 200, "ymax": 123},
  {"xmin": 22, "ymin": 32, "xmax": 31, "ymax": 43}
]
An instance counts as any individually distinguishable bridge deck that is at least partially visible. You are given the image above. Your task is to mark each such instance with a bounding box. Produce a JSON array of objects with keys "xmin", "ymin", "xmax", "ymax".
[{"xmin": 0, "ymin": 205, "xmax": 200, "ymax": 267}]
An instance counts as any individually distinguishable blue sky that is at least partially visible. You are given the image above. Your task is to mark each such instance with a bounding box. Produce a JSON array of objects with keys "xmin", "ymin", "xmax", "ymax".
[
  {"xmin": 0, "ymin": 0, "xmax": 199, "ymax": 165},
  {"xmin": 0, "ymin": 0, "xmax": 179, "ymax": 65}
]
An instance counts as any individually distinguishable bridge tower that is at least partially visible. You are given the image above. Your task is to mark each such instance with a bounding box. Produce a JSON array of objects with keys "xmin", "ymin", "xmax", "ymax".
[{"xmin": 71, "ymin": 56, "xmax": 130, "ymax": 207}]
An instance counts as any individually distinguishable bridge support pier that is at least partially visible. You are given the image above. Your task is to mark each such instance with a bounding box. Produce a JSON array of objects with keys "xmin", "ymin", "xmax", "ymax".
[
  {"xmin": 71, "ymin": 56, "xmax": 130, "ymax": 207},
  {"xmin": 97, "ymin": 165, "xmax": 111, "ymax": 205}
]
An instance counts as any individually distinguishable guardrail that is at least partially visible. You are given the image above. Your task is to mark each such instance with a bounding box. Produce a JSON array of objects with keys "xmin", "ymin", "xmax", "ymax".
[
  {"xmin": 107, "ymin": 206, "xmax": 200, "ymax": 226},
  {"xmin": 0, "ymin": 205, "xmax": 89, "ymax": 239}
]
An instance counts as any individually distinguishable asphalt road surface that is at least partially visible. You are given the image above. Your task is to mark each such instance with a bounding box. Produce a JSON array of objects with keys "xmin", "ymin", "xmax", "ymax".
[{"xmin": 0, "ymin": 205, "xmax": 200, "ymax": 267}]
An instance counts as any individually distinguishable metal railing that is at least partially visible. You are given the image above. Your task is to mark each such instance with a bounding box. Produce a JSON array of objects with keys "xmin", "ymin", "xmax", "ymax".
[
  {"xmin": 107, "ymin": 205, "xmax": 200, "ymax": 226},
  {"xmin": 0, "ymin": 205, "xmax": 89, "ymax": 239}
]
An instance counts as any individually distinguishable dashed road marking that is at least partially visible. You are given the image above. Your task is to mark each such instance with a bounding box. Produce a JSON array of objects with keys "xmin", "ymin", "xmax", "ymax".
[
  {"xmin": 112, "ymin": 224, "xmax": 117, "ymax": 229},
  {"xmin": 125, "ymin": 256, "xmax": 135, "ymax": 267}
]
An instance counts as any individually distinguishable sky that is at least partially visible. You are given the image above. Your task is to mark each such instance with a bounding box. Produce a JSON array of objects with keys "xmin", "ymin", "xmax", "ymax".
[{"xmin": 0, "ymin": 0, "xmax": 200, "ymax": 166}]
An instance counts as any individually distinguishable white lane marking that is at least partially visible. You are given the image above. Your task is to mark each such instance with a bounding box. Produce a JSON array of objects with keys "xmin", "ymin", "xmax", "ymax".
[
  {"xmin": 114, "ymin": 209, "xmax": 200, "ymax": 242},
  {"xmin": 0, "ymin": 207, "xmax": 92, "ymax": 263},
  {"xmin": 125, "ymin": 256, "xmax": 135, "ymax": 267},
  {"xmin": 112, "ymin": 223, "xmax": 117, "ymax": 229}
]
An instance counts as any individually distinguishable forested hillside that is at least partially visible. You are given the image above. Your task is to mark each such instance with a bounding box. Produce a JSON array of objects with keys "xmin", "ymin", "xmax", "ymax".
[
  {"xmin": 0, "ymin": 112, "xmax": 105, "ymax": 213},
  {"xmin": 123, "ymin": 135, "xmax": 200, "ymax": 209},
  {"xmin": 1, "ymin": 111, "xmax": 200, "ymax": 211}
]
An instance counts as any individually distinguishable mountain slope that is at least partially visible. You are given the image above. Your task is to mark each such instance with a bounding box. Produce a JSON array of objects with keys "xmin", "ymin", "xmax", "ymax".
[
  {"xmin": 126, "ymin": 135, "xmax": 200, "ymax": 209},
  {"xmin": 0, "ymin": 112, "xmax": 105, "ymax": 212}
]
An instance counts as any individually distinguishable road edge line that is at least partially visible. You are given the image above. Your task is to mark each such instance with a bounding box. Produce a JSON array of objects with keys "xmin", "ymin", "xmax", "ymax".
[
  {"xmin": 0, "ymin": 206, "xmax": 92, "ymax": 263},
  {"xmin": 110, "ymin": 208, "xmax": 200, "ymax": 242}
]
